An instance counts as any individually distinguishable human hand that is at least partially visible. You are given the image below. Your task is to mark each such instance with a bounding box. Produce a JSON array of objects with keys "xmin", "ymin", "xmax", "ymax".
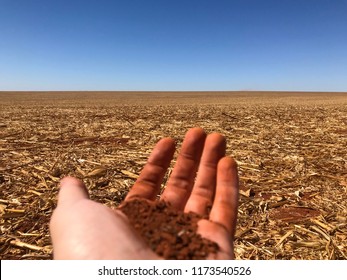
[{"xmin": 50, "ymin": 128, "xmax": 239, "ymax": 259}]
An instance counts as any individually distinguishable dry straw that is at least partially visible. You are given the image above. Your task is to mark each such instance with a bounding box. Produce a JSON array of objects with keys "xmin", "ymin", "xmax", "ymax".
[{"xmin": 0, "ymin": 91, "xmax": 346, "ymax": 259}]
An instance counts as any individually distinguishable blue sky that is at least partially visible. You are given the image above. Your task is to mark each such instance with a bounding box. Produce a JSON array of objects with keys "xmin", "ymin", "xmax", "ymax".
[{"xmin": 0, "ymin": 0, "xmax": 346, "ymax": 91}]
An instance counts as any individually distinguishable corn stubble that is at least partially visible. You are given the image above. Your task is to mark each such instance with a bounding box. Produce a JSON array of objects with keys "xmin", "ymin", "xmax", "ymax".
[{"xmin": 0, "ymin": 91, "xmax": 346, "ymax": 259}]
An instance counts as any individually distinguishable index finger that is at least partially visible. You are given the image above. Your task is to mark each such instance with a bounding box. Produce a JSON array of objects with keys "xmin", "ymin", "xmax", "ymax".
[{"xmin": 125, "ymin": 137, "xmax": 175, "ymax": 201}]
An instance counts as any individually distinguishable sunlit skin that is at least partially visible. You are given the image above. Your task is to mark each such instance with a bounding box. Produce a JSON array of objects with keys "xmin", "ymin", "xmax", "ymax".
[{"xmin": 50, "ymin": 128, "xmax": 239, "ymax": 259}]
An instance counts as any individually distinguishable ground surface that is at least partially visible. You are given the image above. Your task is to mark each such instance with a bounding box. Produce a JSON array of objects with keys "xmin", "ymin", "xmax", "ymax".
[{"xmin": 0, "ymin": 91, "xmax": 346, "ymax": 259}]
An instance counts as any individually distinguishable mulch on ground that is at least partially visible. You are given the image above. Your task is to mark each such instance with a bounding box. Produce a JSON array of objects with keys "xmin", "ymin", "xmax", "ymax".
[{"xmin": 1, "ymin": 91, "xmax": 346, "ymax": 259}]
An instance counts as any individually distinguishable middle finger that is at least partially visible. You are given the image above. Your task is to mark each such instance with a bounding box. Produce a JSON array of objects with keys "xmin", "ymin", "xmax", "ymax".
[
  {"xmin": 161, "ymin": 127, "xmax": 206, "ymax": 210},
  {"xmin": 184, "ymin": 133, "xmax": 226, "ymax": 215}
]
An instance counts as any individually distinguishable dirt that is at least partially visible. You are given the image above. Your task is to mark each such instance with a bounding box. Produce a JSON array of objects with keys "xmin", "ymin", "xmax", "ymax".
[
  {"xmin": 1, "ymin": 91, "xmax": 346, "ymax": 260},
  {"xmin": 269, "ymin": 206, "xmax": 321, "ymax": 223},
  {"xmin": 118, "ymin": 198, "xmax": 219, "ymax": 259}
]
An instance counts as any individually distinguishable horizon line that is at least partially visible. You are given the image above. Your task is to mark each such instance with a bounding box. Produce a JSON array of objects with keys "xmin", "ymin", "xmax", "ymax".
[{"xmin": 1, "ymin": 90, "xmax": 347, "ymax": 93}]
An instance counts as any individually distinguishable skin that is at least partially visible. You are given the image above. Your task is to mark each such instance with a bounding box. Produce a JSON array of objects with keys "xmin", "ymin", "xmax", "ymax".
[{"xmin": 50, "ymin": 127, "xmax": 239, "ymax": 259}]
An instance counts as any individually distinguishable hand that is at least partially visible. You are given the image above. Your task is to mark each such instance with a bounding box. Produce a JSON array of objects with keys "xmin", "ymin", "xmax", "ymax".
[{"xmin": 50, "ymin": 128, "xmax": 239, "ymax": 259}]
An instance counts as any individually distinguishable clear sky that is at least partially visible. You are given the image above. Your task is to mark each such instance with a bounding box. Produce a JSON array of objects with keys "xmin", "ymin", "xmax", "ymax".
[{"xmin": 1, "ymin": 0, "xmax": 346, "ymax": 91}]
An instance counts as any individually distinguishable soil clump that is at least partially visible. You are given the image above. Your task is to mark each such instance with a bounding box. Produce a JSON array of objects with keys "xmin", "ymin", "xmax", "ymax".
[{"xmin": 118, "ymin": 198, "xmax": 219, "ymax": 259}]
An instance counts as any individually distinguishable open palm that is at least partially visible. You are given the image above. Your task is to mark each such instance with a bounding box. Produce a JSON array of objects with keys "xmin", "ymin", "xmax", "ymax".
[{"xmin": 50, "ymin": 128, "xmax": 239, "ymax": 259}]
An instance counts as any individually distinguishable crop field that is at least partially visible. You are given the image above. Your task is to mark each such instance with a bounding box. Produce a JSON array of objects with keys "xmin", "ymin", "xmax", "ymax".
[{"xmin": 0, "ymin": 91, "xmax": 346, "ymax": 260}]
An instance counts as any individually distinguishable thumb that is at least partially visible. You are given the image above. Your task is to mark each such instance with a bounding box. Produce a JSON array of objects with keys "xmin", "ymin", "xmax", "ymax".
[{"xmin": 57, "ymin": 176, "xmax": 89, "ymax": 207}]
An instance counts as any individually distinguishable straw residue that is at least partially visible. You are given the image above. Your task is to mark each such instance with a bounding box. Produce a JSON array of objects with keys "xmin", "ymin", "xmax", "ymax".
[{"xmin": 0, "ymin": 91, "xmax": 346, "ymax": 259}]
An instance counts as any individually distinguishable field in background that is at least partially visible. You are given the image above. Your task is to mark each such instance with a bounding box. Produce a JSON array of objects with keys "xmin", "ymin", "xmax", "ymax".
[{"xmin": 0, "ymin": 91, "xmax": 346, "ymax": 259}]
